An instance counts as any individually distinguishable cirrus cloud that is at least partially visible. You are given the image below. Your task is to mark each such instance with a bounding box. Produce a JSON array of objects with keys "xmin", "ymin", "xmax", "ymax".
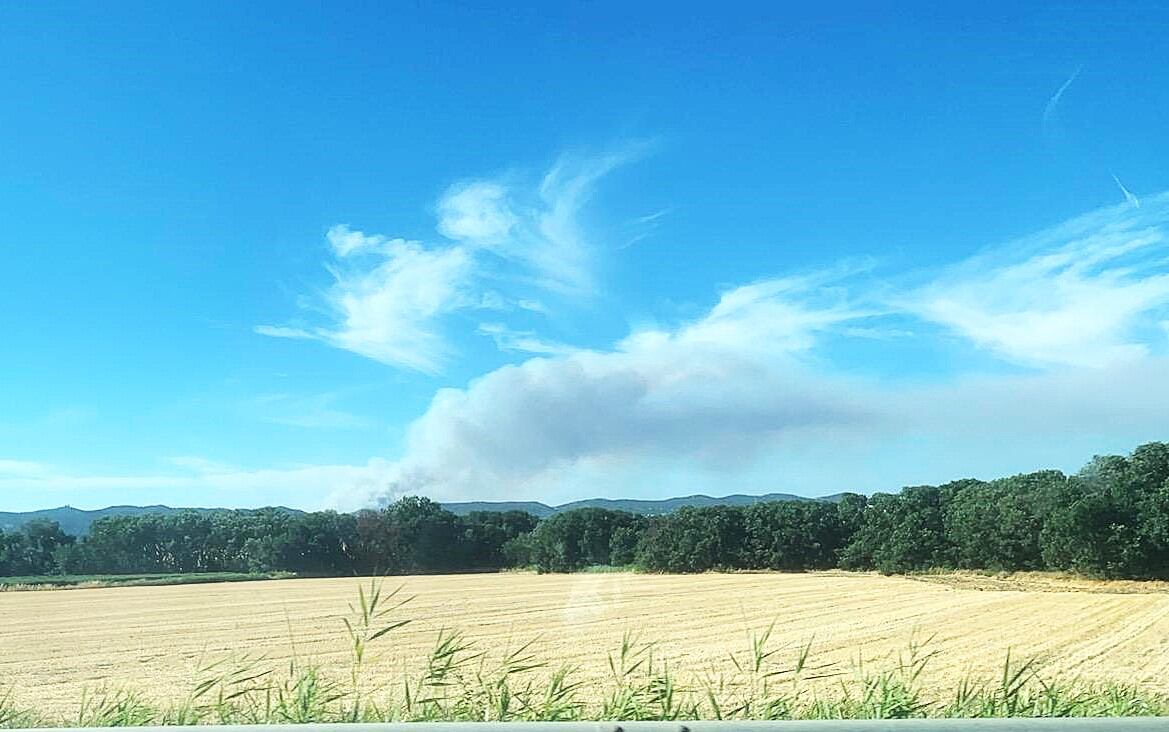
[
  {"xmin": 257, "ymin": 148, "xmax": 639, "ymax": 372},
  {"xmin": 900, "ymin": 194, "xmax": 1169, "ymax": 368}
]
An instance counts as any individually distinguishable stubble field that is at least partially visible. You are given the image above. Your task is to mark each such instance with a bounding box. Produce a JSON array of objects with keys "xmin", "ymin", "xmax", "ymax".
[{"xmin": 3, "ymin": 571, "xmax": 1169, "ymax": 717}]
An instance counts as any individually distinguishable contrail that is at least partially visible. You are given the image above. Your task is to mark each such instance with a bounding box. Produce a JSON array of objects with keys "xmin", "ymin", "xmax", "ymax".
[
  {"xmin": 1043, "ymin": 66, "xmax": 1083, "ymax": 128},
  {"xmin": 1112, "ymin": 174, "xmax": 1141, "ymax": 208}
]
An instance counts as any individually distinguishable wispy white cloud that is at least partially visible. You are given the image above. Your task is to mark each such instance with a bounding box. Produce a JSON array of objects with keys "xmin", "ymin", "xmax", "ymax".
[
  {"xmin": 437, "ymin": 147, "xmax": 642, "ymax": 294},
  {"xmin": 527, "ymin": 150, "xmax": 638, "ymax": 293},
  {"xmin": 476, "ymin": 323, "xmax": 576, "ymax": 355},
  {"xmin": 259, "ymin": 148, "xmax": 638, "ymax": 372},
  {"xmin": 631, "ymin": 208, "xmax": 672, "ymax": 226},
  {"xmin": 475, "ymin": 291, "xmax": 551, "ymax": 316},
  {"xmin": 619, "ymin": 207, "xmax": 672, "ymax": 250},
  {"xmin": 436, "ymin": 181, "xmax": 518, "ymax": 245},
  {"xmin": 254, "ymin": 325, "xmax": 314, "ymax": 340},
  {"xmin": 899, "ymin": 193, "xmax": 1169, "ymax": 367},
  {"xmin": 325, "ymin": 224, "xmax": 402, "ymax": 257},
  {"xmin": 258, "ymin": 227, "xmax": 474, "ymax": 373},
  {"xmin": 317, "ymin": 236, "xmax": 475, "ymax": 373}
]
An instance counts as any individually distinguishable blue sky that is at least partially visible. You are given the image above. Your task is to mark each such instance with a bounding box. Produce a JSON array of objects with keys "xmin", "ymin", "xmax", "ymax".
[{"xmin": 3, "ymin": 2, "xmax": 1169, "ymax": 511}]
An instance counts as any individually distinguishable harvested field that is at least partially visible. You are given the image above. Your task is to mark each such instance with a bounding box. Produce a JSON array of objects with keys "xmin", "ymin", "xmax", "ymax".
[{"xmin": 3, "ymin": 571, "xmax": 1169, "ymax": 716}]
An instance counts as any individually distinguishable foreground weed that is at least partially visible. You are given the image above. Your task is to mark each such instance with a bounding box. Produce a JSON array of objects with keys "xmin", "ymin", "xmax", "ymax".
[
  {"xmin": 529, "ymin": 663, "xmax": 586, "ymax": 721},
  {"xmin": 179, "ymin": 653, "xmax": 277, "ymax": 724},
  {"xmin": 0, "ymin": 688, "xmax": 15, "ymax": 727},
  {"xmin": 272, "ymin": 663, "xmax": 347, "ymax": 723},
  {"xmin": 76, "ymin": 688, "xmax": 156, "ymax": 727},
  {"xmin": 827, "ymin": 631, "xmax": 936, "ymax": 719},
  {"xmin": 342, "ymin": 579, "xmax": 413, "ymax": 720},
  {"xmin": 400, "ymin": 628, "xmax": 481, "ymax": 720},
  {"xmin": 599, "ymin": 631, "xmax": 699, "ymax": 721},
  {"xmin": 0, "ymin": 686, "xmax": 40, "ymax": 729},
  {"xmin": 469, "ymin": 636, "xmax": 546, "ymax": 721},
  {"xmin": 718, "ymin": 621, "xmax": 838, "ymax": 720}
]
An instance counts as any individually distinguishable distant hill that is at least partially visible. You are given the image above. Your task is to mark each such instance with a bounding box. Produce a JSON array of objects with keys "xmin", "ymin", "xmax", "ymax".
[
  {"xmin": 441, "ymin": 492, "xmax": 843, "ymax": 517},
  {"xmin": 0, "ymin": 505, "xmax": 303, "ymax": 536},
  {"xmin": 0, "ymin": 505, "xmax": 179, "ymax": 536},
  {"xmin": 1, "ymin": 493, "xmax": 842, "ymax": 535},
  {"xmin": 437, "ymin": 501, "xmax": 559, "ymax": 518}
]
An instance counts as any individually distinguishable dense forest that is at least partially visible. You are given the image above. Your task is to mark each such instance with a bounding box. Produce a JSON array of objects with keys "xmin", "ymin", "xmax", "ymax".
[{"xmin": 3, "ymin": 441, "xmax": 1169, "ymax": 580}]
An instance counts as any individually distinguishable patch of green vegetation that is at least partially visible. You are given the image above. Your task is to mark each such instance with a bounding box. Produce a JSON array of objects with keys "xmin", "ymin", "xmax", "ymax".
[
  {"xmin": 0, "ymin": 571, "xmax": 296, "ymax": 591},
  {"xmin": 577, "ymin": 564, "xmax": 638, "ymax": 573}
]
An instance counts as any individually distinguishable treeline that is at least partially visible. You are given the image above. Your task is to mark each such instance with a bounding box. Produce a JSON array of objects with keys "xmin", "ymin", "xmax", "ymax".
[
  {"xmin": 530, "ymin": 442, "xmax": 1169, "ymax": 579},
  {"xmin": 3, "ymin": 442, "xmax": 1168, "ymax": 580},
  {"xmin": 0, "ymin": 498, "xmax": 537, "ymax": 577}
]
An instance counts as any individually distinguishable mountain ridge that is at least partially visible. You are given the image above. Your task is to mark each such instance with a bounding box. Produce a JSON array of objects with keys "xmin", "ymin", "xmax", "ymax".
[
  {"xmin": 442, "ymin": 492, "xmax": 845, "ymax": 517},
  {"xmin": 0, "ymin": 505, "xmax": 304, "ymax": 536},
  {"xmin": 1, "ymin": 492, "xmax": 844, "ymax": 534}
]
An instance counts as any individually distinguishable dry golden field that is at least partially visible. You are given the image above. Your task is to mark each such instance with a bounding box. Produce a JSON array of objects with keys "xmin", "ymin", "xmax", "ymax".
[{"xmin": 3, "ymin": 571, "xmax": 1169, "ymax": 716}]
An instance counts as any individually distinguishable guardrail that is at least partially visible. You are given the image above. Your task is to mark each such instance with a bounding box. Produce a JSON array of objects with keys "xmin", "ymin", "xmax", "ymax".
[{"xmin": 10, "ymin": 721, "xmax": 1169, "ymax": 732}]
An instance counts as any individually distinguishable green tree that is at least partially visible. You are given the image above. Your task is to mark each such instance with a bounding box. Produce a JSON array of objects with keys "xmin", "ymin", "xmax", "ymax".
[
  {"xmin": 944, "ymin": 472, "xmax": 1058, "ymax": 571},
  {"xmin": 1040, "ymin": 444, "xmax": 1169, "ymax": 578},
  {"xmin": 529, "ymin": 508, "xmax": 642, "ymax": 572},
  {"xmin": 841, "ymin": 484, "xmax": 962, "ymax": 573},
  {"xmin": 742, "ymin": 501, "xmax": 850, "ymax": 570},
  {"xmin": 460, "ymin": 510, "xmax": 540, "ymax": 569},
  {"xmin": 635, "ymin": 506, "xmax": 746, "ymax": 572}
]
